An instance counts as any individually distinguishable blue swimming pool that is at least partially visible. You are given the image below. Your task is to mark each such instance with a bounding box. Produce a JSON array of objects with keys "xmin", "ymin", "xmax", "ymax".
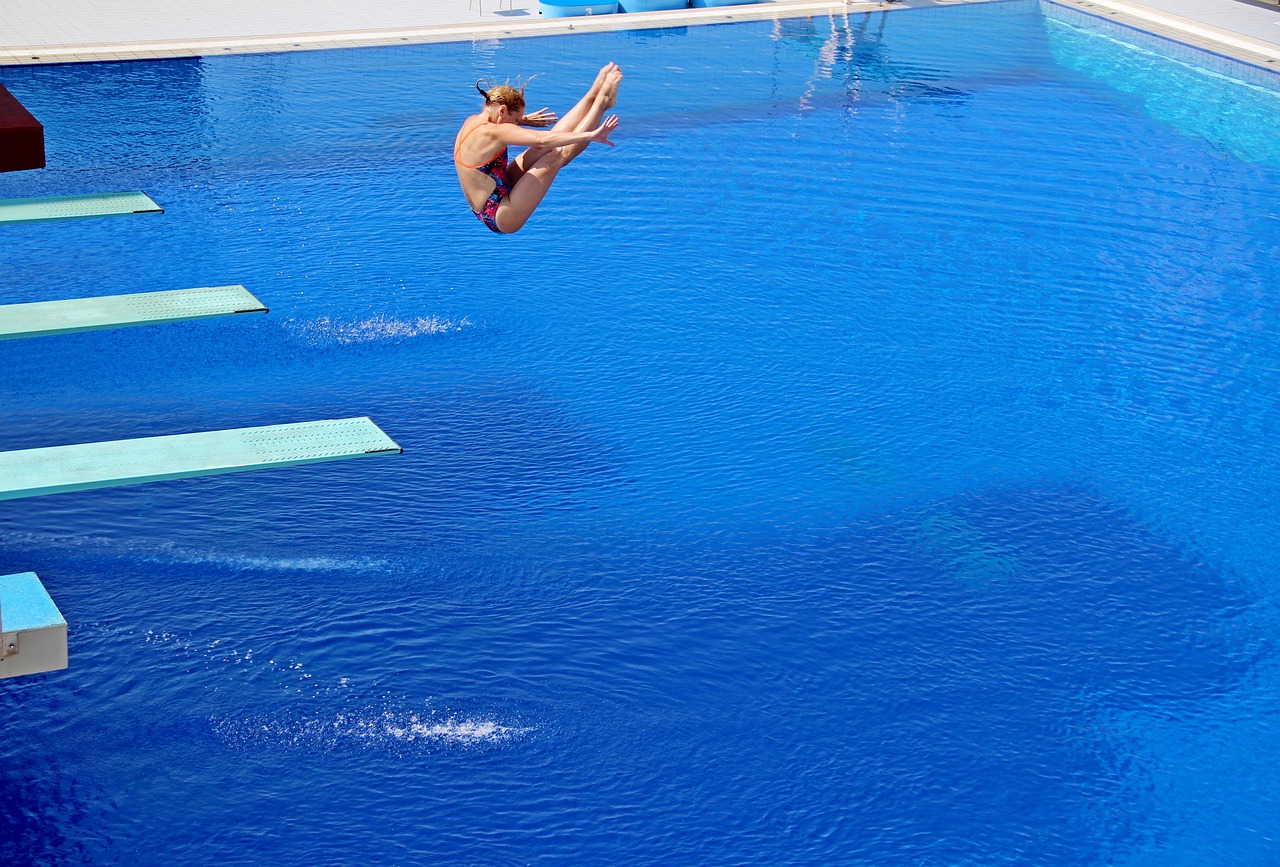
[{"xmin": 2, "ymin": 1, "xmax": 1280, "ymax": 862}]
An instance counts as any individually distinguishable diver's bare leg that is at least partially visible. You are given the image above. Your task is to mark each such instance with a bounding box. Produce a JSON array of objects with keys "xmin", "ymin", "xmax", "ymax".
[
  {"xmin": 496, "ymin": 153, "xmax": 564, "ymax": 233},
  {"xmin": 517, "ymin": 64, "xmax": 620, "ymax": 171},
  {"xmin": 498, "ymin": 105, "xmax": 617, "ymax": 234},
  {"xmin": 551, "ymin": 63, "xmax": 615, "ymax": 131},
  {"xmin": 552, "ymin": 65, "xmax": 621, "ymax": 163},
  {"xmin": 499, "ymin": 69, "xmax": 620, "ymax": 233}
]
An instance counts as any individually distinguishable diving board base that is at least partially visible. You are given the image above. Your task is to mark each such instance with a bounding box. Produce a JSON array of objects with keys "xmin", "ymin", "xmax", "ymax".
[
  {"xmin": 0, "ymin": 84, "xmax": 45, "ymax": 173},
  {"xmin": 0, "ymin": 191, "xmax": 162, "ymax": 224},
  {"xmin": 0, "ymin": 573, "xmax": 68, "ymax": 679},
  {"xmin": 0, "ymin": 285, "xmax": 268, "ymax": 341},
  {"xmin": 0, "ymin": 417, "xmax": 402, "ymax": 501}
]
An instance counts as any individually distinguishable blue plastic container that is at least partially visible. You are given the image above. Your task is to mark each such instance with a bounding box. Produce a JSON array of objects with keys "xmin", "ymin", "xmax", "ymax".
[
  {"xmin": 538, "ymin": 0, "xmax": 618, "ymax": 15},
  {"xmin": 689, "ymin": 0, "xmax": 759, "ymax": 6}
]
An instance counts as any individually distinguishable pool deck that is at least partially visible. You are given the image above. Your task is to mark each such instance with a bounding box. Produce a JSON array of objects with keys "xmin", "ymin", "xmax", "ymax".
[{"xmin": 0, "ymin": 0, "xmax": 1277, "ymax": 68}]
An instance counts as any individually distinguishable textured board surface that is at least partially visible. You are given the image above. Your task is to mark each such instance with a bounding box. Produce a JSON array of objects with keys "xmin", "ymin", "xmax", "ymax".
[
  {"xmin": 0, "ymin": 190, "xmax": 161, "ymax": 224},
  {"xmin": 0, "ymin": 285, "xmax": 267, "ymax": 340},
  {"xmin": 0, "ymin": 418, "xmax": 402, "ymax": 500}
]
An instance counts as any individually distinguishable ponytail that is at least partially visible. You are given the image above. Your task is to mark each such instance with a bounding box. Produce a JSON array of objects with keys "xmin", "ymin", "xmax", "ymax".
[{"xmin": 472, "ymin": 75, "xmax": 539, "ymax": 109}]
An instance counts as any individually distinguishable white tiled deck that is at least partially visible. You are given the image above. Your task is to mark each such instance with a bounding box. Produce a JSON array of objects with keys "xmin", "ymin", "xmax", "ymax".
[
  {"xmin": 0, "ymin": 0, "xmax": 910, "ymax": 65},
  {"xmin": 0, "ymin": 0, "xmax": 1276, "ymax": 66}
]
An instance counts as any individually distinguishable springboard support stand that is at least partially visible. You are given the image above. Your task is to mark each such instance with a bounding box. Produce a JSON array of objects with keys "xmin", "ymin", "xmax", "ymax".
[{"xmin": 0, "ymin": 573, "xmax": 69, "ymax": 679}]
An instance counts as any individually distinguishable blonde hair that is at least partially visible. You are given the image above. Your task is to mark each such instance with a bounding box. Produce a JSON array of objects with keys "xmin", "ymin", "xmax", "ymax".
[{"xmin": 475, "ymin": 76, "xmax": 539, "ymax": 112}]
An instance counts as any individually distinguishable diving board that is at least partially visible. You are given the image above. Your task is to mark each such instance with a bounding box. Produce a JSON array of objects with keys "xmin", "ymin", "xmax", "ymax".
[
  {"xmin": 0, "ymin": 190, "xmax": 162, "ymax": 224},
  {"xmin": 0, "ymin": 417, "xmax": 402, "ymax": 501},
  {"xmin": 0, "ymin": 572, "xmax": 68, "ymax": 679},
  {"xmin": 0, "ymin": 285, "xmax": 267, "ymax": 341}
]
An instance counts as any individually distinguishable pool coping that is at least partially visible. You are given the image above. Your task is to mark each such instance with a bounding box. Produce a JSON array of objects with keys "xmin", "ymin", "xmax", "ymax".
[
  {"xmin": 1049, "ymin": 0, "xmax": 1280, "ymax": 69},
  {"xmin": 0, "ymin": 0, "xmax": 960, "ymax": 66},
  {"xmin": 1, "ymin": 0, "xmax": 1277, "ymax": 71}
]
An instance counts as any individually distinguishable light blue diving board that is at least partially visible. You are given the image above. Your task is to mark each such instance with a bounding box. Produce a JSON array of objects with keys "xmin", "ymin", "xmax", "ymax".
[
  {"xmin": 0, "ymin": 285, "xmax": 267, "ymax": 341},
  {"xmin": 0, "ymin": 190, "xmax": 162, "ymax": 225},
  {"xmin": 0, "ymin": 417, "xmax": 402, "ymax": 501},
  {"xmin": 0, "ymin": 573, "xmax": 66, "ymax": 635},
  {"xmin": 0, "ymin": 572, "xmax": 68, "ymax": 679}
]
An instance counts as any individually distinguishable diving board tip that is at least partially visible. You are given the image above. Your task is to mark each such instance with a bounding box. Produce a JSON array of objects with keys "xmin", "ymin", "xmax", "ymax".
[
  {"xmin": 0, "ymin": 190, "xmax": 161, "ymax": 225},
  {"xmin": 0, "ymin": 285, "xmax": 268, "ymax": 341}
]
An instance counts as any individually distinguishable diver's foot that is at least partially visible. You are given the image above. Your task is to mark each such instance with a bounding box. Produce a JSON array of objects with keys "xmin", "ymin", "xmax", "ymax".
[
  {"xmin": 601, "ymin": 66, "xmax": 623, "ymax": 109},
  {"xmin": 589, "ymin": 62, "xmax": 617, "ymax": 97}
]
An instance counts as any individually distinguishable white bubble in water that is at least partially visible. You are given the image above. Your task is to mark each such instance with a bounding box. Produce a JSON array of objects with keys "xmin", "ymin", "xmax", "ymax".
[{"xmin": 287, "ymin": 314, "xmax": 473, "ymax": 345}]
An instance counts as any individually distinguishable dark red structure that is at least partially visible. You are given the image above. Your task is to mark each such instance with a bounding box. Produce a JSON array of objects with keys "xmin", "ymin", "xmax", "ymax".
[{"xmin": 0, "ymin": 83, "xmax": 46, "ymax": 172}]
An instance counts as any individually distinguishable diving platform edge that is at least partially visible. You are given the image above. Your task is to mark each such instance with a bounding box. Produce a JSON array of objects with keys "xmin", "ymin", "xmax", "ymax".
[
  {"xmin": 0, "ymin": 285, "xmax": 268, "ymax": 340},
  {"xmin": 0, "ymin": 190, "xmax": 162, "ymax": 224},
  {"xmin": 0, "ymin": 417, "xmax": 403, "ymax": 501}
]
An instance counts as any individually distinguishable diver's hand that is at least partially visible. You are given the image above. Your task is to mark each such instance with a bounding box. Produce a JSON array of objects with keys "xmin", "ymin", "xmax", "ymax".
[
  {"xmin": 521, "ymin": 108, "xmax": 558, "ymax": 127},
  {"xmin": 592, "ymin": 115, "xmax": 619, "ymax": 146}
]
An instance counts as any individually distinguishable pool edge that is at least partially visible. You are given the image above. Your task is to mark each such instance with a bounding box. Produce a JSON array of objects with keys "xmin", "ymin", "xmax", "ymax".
[
  {"xmin": 1047, "ymin": 0, "xmax": 1280, "ymax": 71},
  {"xmin": 1, "ymin": 0, "xmax": 1276, "ymax": 79}
]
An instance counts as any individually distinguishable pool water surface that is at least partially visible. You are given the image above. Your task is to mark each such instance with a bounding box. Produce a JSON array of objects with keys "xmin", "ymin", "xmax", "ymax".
[{"xmin": 2, "ymin": 2, "xmax": 1280, "ymax": 863}]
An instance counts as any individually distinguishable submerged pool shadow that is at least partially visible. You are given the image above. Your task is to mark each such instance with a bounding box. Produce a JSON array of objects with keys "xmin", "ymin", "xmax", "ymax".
[
  {"xmin": 625, "ymin": 480, "xmax": 1257, "ymax": 863},
  {"xmin": 815, "ymin": 482, "xmax": 1248, "ymax": 859}
]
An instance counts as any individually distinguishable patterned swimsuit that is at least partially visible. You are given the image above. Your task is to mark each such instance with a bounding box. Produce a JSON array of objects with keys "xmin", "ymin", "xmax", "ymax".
[{"xmin": 455, "ymin": 122, "xmax": 511, "ymax": 234}]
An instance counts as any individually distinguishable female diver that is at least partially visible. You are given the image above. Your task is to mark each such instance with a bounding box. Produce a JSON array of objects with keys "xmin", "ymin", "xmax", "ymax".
[{"xmin": 453, "ymin": 63, "xmax": 622, "ymax": 234}]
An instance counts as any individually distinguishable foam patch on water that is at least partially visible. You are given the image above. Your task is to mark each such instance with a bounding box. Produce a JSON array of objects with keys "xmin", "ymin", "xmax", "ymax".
[
  {"xmin": 285, "ymin": 314, "xmax": 473, "ymax": 346},
  {"xmin": 380, "ymin": 714, "xmax": 519, "ymax": 744},
  {"xmin": 219, "ymin": 709, "xmax": 530, "ymax": 753},
  {"xmin": 139, "ymin": 630, "xmax": 529, "ymax": 754},
  {"xmin": 141, "ymin": 547, "xmax": 391, "ymax": 574},
  {"xmin": 2, "ymin": 530, "xmax": 390, "ymax": 574}
]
